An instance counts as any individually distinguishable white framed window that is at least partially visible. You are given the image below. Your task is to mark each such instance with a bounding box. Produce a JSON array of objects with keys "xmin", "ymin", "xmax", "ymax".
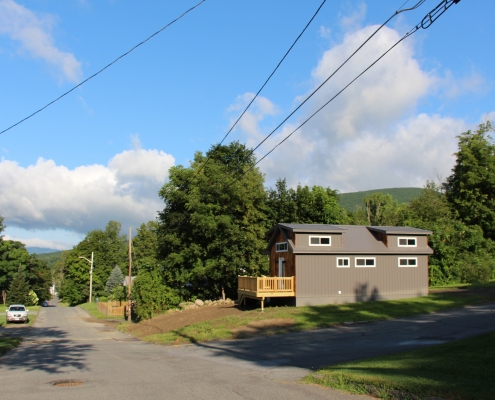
[
  {"xmin": 276, "ymin": 242, "xmax": 288, "ymax": 252},
  {"xmin": 336, "ymin": 257, "xmax": 350, "ymax": 268},
  {"xmin": 355, "ymin": 257, "xmax": 376, "ymax": 267},
  {"xmin": 398, "ymin": 237, "xmax": 417, "ymax": 247},
  {"xmin": 398, "ymin": 257, "xmax": 417, "ymax": 267},
  {"xmin": 309, "ymin": 236, "xmax": 331, "ymax": 246}
]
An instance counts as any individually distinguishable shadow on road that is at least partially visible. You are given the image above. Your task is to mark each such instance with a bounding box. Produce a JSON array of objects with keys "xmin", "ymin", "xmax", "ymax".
[{"xmin": 0, "ymin": 326, "xmax": 94, "ymax": 374}]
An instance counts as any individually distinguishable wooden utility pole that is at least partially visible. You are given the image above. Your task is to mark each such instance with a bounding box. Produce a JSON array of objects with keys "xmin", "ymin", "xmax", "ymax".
[{"xmin": 127, "ymin": 227, "xmax": 132, "ymax": 323}]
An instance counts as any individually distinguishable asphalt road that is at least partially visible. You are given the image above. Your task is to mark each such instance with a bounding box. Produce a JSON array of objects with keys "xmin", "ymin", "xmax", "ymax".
[{"xmin": 1, "ymin": 300, "xmax": 495, "ymax": 399}]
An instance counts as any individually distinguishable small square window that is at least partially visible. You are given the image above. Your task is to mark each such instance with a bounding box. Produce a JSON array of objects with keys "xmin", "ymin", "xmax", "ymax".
[
  {"xmin": 309, "ymin": 236, "xmax": 331, "ymax": 246},
  {"xmin": 276, "ymin": 242, "xmax": 288, "ymax": 252},
  {"xmin": 398, "ymin": 257, "xmax": 417, "ymax": 267},
  {"xmin": 355, "ymin": 257, "xmax": 375, "ymax": 267},
  {"xmin": 337, "ymin": 258, "xmax": 350, "ymax": 268},
  {"xmin": 398, "ymin": 237, "xmax": 417, "ymax": 247}
]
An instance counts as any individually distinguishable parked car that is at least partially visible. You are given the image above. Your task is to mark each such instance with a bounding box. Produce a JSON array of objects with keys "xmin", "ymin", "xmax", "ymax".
[
  {"xmin": 5, "ymin": 304, "xmax": 29, "ymax": 324},
  {"xmin": 42, "ymin": 301, "xmax": 49, "ymax": 307}
]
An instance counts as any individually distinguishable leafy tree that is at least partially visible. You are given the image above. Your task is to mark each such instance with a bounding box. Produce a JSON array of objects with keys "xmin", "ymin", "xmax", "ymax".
[
  {"xmin": 62, "ymin": 221, "xmax": 128, "ymax": 304},
  {"xmin": 133, "ymin": 221, "xmax": 160, "ymax": 273},
  {"xmin": 444, "ymin": 122, "xmax": 495, "ymax": 239},
  {"xmin": 266, "ymin": 178, "xmax": 348, "ymax": 227},
  {"xmin": 105, "ymin": 265, "xmax": 124, "ymax": 295},
  {"xmin": 362, "ymin": 193, "xmax": 406, "ymax": 226},
  {"xmin": 0, "ymin": 238, "xmax": 51, "ymax": 304},
  {"xmin": 0, "ymin": 215, "xmax": 5, "ymax": 237},
  {"xmin": 58, "ymin": 279, "xmax": 87, "ymax": 306},
  {"xmin": 158, "ymin": 141, "xmax": 268, "ymax": 300},
  {"xmin": 132, "ymin": 262, "xmax": 180, "ymax": 320},
  {"xmin": 7, "ymin": 268, "xmax": 30, "ymax": 305}
]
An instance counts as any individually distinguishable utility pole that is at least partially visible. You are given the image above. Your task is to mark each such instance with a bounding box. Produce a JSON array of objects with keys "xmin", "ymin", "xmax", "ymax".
[
  {"xmin": 79, "ymin": 252, "xmax": 94, "ymax": 303},
  {"xmin": 128, "ymin": 227, "xmax": 132, "ymax": 323}
]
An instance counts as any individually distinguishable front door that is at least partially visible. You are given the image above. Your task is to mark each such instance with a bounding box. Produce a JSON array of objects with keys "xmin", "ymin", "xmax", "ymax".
[{"xmin": 278, "ymin": 258, "xmax": 285, "ymax": 289}]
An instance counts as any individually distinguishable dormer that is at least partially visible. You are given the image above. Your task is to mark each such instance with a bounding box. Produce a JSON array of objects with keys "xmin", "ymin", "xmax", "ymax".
[{"xmin": 366, "ymin": 226, "xmax": 432, "ymax": 249}]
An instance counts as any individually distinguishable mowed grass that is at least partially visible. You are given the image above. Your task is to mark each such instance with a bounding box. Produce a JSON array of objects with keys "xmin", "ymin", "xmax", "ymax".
[
  {"xmin": 0, "ymin": 337, "xmax": 22, "ymax": 357},
  {"xmin": 142, "ymin": 285, "xmax": 495, "ymax": 345},
  {"xmin": 0, "ymin": 305, "xmax": 40, "ymax": 327},
  {"xmin": 304, "ymin": 331, "xmax": 495, "ymax": 400},
  {"xmin": 78, "ymin": 302, "xmax": 125, "ymax": 320}
]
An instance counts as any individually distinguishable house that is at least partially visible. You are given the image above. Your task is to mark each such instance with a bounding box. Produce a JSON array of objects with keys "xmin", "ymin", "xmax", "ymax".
[{"xmin": 238, "ymin": 223, "xmax": 433, "ymax": 308}]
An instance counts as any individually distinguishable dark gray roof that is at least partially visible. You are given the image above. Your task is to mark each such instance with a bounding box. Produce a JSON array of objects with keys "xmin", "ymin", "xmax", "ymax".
[
  {"xmin": 277, "ymin": 223, "xmax": 347, "ymax": 233},
  {"xmin": 367, "ymin": 226, "xmax": 432, "ymax": 235}
]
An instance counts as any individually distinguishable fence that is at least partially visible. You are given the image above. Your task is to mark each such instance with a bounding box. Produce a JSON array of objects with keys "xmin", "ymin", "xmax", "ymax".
[{"xmin": 97, "ymin": 301, "xmax": 126, "ymax": 316}]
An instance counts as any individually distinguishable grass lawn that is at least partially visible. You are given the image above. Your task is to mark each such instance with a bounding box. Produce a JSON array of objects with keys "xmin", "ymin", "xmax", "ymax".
[
  {"xmin": 0, "ymin": 337, "xmax": 22, "ymax": 358},
  {"xmin": 141, "ymin": 283, "xmax": 495, "ymax": 345},
  {"xmin": 304, "ymin": 331, "xmax": 495, "ymax": 400},
  {"xmin": 78, "ymin": 302, "xmax": 125, "ymax": 320},
  {"xmin": 0, "ymin": 305, "xmax": 40, "ymax": 327}
]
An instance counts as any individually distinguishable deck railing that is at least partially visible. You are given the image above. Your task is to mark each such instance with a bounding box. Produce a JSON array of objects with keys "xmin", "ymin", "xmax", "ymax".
[{"xmin": 238, "ymin": 276, "xmax": 294, "ymax": 294}]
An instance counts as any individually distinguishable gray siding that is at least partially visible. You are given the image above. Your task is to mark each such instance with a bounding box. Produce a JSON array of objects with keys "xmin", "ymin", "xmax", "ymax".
[
  {"xmin": 295, "ymin": 233, "xmax": 342, "ymax": 248},
  {"xmin": 294, "ymin": 254, "xmax": 428, "ymax": 306}
]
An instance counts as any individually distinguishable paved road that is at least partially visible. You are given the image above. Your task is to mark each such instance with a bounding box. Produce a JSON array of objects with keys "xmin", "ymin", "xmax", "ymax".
[{"xmin": 1, "ymin": 301, "xmax": 495, "ymax": 399}]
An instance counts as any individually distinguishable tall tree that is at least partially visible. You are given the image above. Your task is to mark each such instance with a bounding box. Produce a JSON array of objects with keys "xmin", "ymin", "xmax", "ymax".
[
  {"xmin": 132, "ymin": 221, "xmax": 160, "ymax": 273},
  {"xmin": 61, "ymin": 221, "xmax": 128, "ymax": 304},
  {"xmin": 7, "ymin": 267, "xmax": 30, "ymax": 305},
  {"xmin": 158, "ymin": 141, "xmax": 268, "ymax": 300},
  {"xmin": 444, "ymin": 122, "xmax": 495, "ymax": 239},
  {"xmin": 105, "ymin": 265, "xmax": 124, "ymax": 295},
  {"xmin": 266, "ymin": 178, "xmax": 348, "ymax": 226}
]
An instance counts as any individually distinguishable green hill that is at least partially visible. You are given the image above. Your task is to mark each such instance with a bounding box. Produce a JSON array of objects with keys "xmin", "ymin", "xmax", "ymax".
[
  {"xmin": 34, "ymin": 250, "xmax": 66, "ymax": 268},
  {"xmin": 338, "ymin": 187, "xmax": 423, "ymax": 212}
]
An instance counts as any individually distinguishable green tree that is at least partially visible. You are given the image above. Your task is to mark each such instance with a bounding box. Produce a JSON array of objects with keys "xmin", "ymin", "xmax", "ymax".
[
  {"xmin": 62, "ymin": 221, "xmax": 128, "ymax": 305},
  {"xmin": 7, "ymin": 268, "xmax": 30, "ymax": 305},
  {"xmin": 444, "ymin": 122, "xmax": 495, "ymax": 239},
  {"xmin": 105, "ymin": 265, "xmax": 124, "ymax": 295},
  {"xmin": 132, "ymin": 262, "xmax": 180, "ymax": 320},
  {"xmin": 0, "ymin": 238, "xmax": 51, "ymax": 304},
  {"xmin": 266, "ymin": 178, "xmax": 348, "ymax": 226},
  {"xmin": 133, "ymin": 221, "xmax": 160, "ymax": 273},
  {"xmin": 158, "ymin": 141, "xmax": 268, "ymax": 301},
  {"xmin": 0, "ymin": 215, "xmax": 5, "ymax": 237}
]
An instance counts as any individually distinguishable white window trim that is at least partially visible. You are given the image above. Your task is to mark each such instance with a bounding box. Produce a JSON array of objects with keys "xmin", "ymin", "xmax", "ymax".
[
  {"xmin": 336, "ymin": 257, "xmax": 350, "ymax": 268},
  {"xmin": 398, "ymin": 237, "xmax": 417, "ymax": 247},
  {"xmin": 275, "ymin": 242, "xmax": 288, "ymax": 252},
  {"xmin": 398, "ymin": 257, "xmax": 418, "ymax": 267},
  {"xmin": 355, "ymin": 257, "xmax": 376, "ymax": 268},
  {"xmin": 309, "ymin": 236, "xmax": 332, "ymax": 246}
]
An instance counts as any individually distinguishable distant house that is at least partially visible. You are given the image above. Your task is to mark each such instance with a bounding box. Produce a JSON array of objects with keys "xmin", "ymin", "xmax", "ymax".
[{"xmin": 238, "ymin": 223, "xmax": 433, "ymax": 308}]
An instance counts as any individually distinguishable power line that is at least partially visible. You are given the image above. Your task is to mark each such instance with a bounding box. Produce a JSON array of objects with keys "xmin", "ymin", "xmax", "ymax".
[
  {"xmin": 247, "ymin": 0, "xmax": 426, "ymax": 156},
  {"xmin": 248, "ymin": 0, "xmax": 462, "ymax": 174},
  {"xmin": 0, "ymin": 0, "xmax": 206, "ymax": 136},
  {"xmin": 193, "ymin": 0, "xmax": 328, "ymax": 178},
  {"xmin": 166, "ymin": 0, "xmax": 429, "ymax": 232}
]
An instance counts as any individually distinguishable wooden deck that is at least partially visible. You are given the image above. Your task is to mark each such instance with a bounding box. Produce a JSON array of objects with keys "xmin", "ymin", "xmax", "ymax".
[{"xmin": 237, "ymin": 276, "xmax": 295, "ymax": 310}]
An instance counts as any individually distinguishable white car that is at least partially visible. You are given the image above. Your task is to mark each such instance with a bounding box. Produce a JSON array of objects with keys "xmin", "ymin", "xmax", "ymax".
[{"xmin": 5, "ymin": 304, "xmax": 29, "ymax": 324}]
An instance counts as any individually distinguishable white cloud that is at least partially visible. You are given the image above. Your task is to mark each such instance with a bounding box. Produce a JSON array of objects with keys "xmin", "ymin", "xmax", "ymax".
[
  {"xmin": 319, "ymin": 25, "xmax": 331, "ymax": 39},
  {"xmin": 3, "ymin": 234, "xmax": 73, "ymax": 251},
  {"xmin": 228, "ymin": 92, "xmax": 278, "ymax": 148},
  {"xmin": 0, "ymin": 0, "xmax": 82, "ymax": 82},
  {"xmin": 340, "ymin": 2, "xmax": 367, "ymax": 31},
  {"xmin": 439, "ymin": 70, "xmax": 487, "ymax": 99},
  {"xmin": 0, "ymin": 146, "xmax": 175, "ymax": 234},
  {"xmin": 230, "ymin": 21, "xmax": 476, "ymax": 193}
]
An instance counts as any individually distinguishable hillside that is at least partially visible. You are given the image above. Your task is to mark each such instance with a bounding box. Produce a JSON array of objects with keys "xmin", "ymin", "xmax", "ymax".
[
  {"xmin": 338, "ymin": 187, "xmax": 423, "ymax": 212},
  {"xmin": 33, "ymin": 250, "xmax": 66, "ymax": 268}
]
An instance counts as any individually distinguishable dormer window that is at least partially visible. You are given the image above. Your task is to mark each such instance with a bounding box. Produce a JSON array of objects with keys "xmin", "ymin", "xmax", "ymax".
[
  {"xmin": 309, "ymin": 236, "xmax": 331, "ymax": 246},
  {"xmin": 398, "ymin": 237, "xmax": 417, "ymax": 247},
  {"xmin": 276, "ymin": 242, "xmax": 288, "ymax": 252}
]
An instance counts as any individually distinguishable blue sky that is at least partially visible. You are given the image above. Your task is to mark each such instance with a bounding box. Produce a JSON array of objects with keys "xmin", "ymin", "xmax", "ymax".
[{"xmin": 0, "ymin": 0, "xmax": 493, "ymax": 250}]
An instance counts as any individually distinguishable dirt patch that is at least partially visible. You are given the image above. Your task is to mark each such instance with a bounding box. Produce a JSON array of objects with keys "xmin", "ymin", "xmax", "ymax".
[
  {"xmin": 123, "ymin": 305, "xmax": 246, "ymax": 339},
  {"xmin": 231, "ymin": 318, "xmax": 296, "ymax": 339},
  {"xmin": 82, "ymin": 318, "xmax": 122, "ymax": 329}
]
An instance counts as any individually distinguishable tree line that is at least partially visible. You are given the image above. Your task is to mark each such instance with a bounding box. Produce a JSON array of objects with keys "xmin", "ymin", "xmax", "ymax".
[
  {"xmin": 51, "ymin": 122, "xmax": 495, "ymax": 319},
  {"xmin": 0, "ymin": 216, "xmax": 52, "ymax": 305}
]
